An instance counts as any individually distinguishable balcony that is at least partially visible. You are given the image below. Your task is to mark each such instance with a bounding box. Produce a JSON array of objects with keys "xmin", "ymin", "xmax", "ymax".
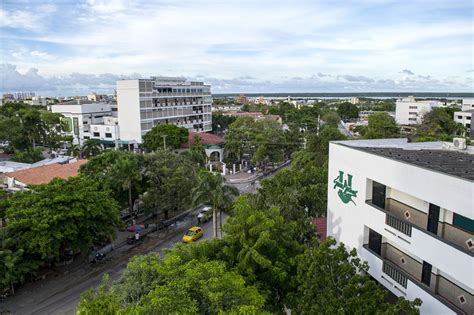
[
  {"xmin": 364, "ymin": 244, "xmax": 473, "ymax": 314},
  {"xmin": 367, "ymin": 198, "xmax": 473, "ymax": 255}
]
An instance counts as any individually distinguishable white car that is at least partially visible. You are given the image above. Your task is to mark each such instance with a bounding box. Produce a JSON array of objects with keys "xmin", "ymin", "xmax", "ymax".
[{"xmin": 197, "ymin": 206, "xmax": 212, "ymax": 223}]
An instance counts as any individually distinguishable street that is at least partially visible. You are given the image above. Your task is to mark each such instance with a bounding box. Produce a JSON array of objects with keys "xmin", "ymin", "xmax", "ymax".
[{"xmin": 0, "ymin": 214, "xmax": 220, "ymax": 315}]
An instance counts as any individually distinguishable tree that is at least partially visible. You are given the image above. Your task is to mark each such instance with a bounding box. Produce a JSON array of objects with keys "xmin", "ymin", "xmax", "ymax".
[
  {"xmin": 322, "ymin": 111, "xmax": 341, "ymax": 128},
  {"xmin": 40, "ymin": 111, "xmax": 71, "ymax": 152},
  {"xmin": 212, "ymin": 112, "xmax": 236, "ymax": 134},
  {"xmin": 364, "ymin": 112, "xmax": 400, "ymax": 139},
  {"xmin": 222, "ymin": 196, "xmax": 304, "ymax": 309},
  {"xmin": 80, "ymin": 150, "xmax": 144, "ymax": 212},
  {"xmin": 414, "ymin": 107, "xmax": 466, "ymax": 142},
  {"xmin": 193, "ymin": 171, "xmax": 239, "ymax": 238},
  {"xmin": 337, "ymin": 102, "xmax": 360, "ymax": 120},
  {"xmin": 1, "ymin": 176, "xmax": 120, "ymax": 292},
  {"xmin": 82, "ymin": 139, "xmax": 103, "ymax": 158},
  {"xmin": 290, "ymin": 238, "xmax": 421, "ymax": 314},
  {"xmin": 78, "ymin": 252, "xmax": 267, "ymax": 314},
  {"xmin": 143, "ymin": 151, "xmax": 199, "ymax": 219},
  {"xmin": 142, "ymin": 124, "xmax": 188, "ymax": 152}
]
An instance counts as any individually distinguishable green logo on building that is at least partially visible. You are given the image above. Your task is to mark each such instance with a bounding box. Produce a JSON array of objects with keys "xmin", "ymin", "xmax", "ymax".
[{"xmin": 333, "ymin": 170, "xmax": 358, "ymax": 205}]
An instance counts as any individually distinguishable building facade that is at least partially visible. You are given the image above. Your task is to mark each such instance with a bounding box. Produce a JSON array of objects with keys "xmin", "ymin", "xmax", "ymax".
[
  {"xmin": 395, "ymin": 96, "xmax": 443, "ymax": 125},
  {"xmin": 116, "ymin": 76, "xmax": 212, "ymax": 144},
  {"xmin": 49, "ymin": 100, "xmax": 113, "ymax": 145},
  {"xmin": 454, "ymin": 99, "xmax": 474, "ymax": 139},
  {"xmin": 327, "ymin": 138, "xmax": 473, "ymax": 314}
]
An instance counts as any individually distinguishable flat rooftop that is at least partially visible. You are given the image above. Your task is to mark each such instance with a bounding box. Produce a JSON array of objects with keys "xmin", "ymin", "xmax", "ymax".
[{"xmin": 334, "ymin": 139, "xmax": 474, "ymax": 181}]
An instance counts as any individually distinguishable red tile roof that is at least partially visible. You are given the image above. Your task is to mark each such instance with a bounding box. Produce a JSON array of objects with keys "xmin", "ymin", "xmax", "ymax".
[
  {"xmin": 5, "ymin": 160, "xmax": 87, "ymax": 185},
  {"xmin": 182, "ymin": 132, "xmax": 224, "ymax": 148},
  {"xmin": 312, "ymin": 217, "xmax": 327, "ymax": 240}
]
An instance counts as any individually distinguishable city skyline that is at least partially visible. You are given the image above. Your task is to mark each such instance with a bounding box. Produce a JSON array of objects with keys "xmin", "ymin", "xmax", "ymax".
[{"xmin": 1, "ymin": 0, "xmax": 473, "ymax": 95}]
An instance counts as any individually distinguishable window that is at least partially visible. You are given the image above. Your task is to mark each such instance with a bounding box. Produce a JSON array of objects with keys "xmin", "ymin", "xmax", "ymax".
[
  {"xmin": 467, "ymin": 124, "xmax": 471, "ymax": 128},
  {"xmin": 409, "ymin": 106, "xmax": 417, "ymax": 109},
  {"xmin": 105, "ymin": 133, "xmax": 112, "ymax": 138},
  {"xmin": 453, "ymin": 213, "xmax": 474, "ymax": 233},
  {"xmin": 84, "ymin": 136, "xmax": 90, "ymax": 140},
  {"xmin": 408, "ymin": 118, "xmax": 417, "ymax": 121},
  {"xmin": 409, "ymin": 112, "xmax": 417, "ymax": 115},
  {"xmin": 458, "ymin": 116, "xmax": 463, "ymax": 119},
  {"xmin": 93, "ymin": 132, "xmax": 100, "ymax": 137},
  {"xmin": 467, "ymin": 116, "xmax": 471, "ymax": 120}
]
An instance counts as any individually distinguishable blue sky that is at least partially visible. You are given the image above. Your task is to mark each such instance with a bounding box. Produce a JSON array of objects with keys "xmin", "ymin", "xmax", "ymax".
[{"xmin": 0, "ymin": 0, "xmax": 473, "ymax": 95}]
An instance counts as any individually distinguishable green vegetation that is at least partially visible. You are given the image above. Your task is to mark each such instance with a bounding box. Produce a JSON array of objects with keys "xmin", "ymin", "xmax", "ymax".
[
  {"xmin": 413, "ymin": 107, "xmax": 466, "ymax": 142},
  {"xmin": 224, "ymin": 117, "xmax": 299, "ymax": 166},
  {"xmin": 356, "ymin": 112, "xmax": 400, "ymax": 139},
  {"xmin": 337, "ymin": 102, "xmax": 360, "ymax": 120},
  {"xmin": 78, "ymin": 119, "xmax": 421, "ymax": 314},
  {"xmin": 142, "ymin": 124, "xmax": 189, "ymax": 152},
  {"xmin": 0, "ymin": 177, "xmax": 120, "ymax": 293},
  {"xmin": 211, "ymin": 112, "xmax": 236, "ymax": 133},
  {"xmin": 0, "ymin": 102, "xmax": 70, "ymax": 162},
  {"xmin": 143, "ymin": 151, "xmax": 199, "ymax": 219}
]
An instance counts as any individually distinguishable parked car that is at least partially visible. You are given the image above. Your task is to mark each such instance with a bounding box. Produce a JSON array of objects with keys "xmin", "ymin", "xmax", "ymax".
[
  {"xmin": 197, "ymin": 206, "xmax": 212, "ymax": 223},
  {"xmin": 182, "ymin": 226, "xmax": 204, "ymax": 243}
]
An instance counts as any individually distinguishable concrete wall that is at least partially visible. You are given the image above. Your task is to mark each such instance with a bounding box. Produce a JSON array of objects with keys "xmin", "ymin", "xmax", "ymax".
[{"xmin": 117, "ymin": 80, "xmax": 142, "ymax": 143}]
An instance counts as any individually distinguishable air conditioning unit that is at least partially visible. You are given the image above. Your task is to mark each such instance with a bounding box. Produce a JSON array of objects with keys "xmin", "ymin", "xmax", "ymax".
[{"xmin": 453, "ymin": 138, "xmax": 467, "ymax": 150}]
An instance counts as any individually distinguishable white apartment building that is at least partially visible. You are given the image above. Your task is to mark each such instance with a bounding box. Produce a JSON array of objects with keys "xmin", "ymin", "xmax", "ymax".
[
  {"xmin": 49, "ymin": 100, "xmax": 113, "ymax": 145},
  {"xmin": 454, "ymin": 99, "xmax": 474, "ymax": 138},
  {"xmin": 116, "ymin": 76, "xmax": 212, "ymax": 144},
  {"xmin": 395, "ymin": 96, "xmax": 443, "ymax": 125},
  {"xmin": 327, "ymin": 138, "xmax": 473, "ymax": 314}
]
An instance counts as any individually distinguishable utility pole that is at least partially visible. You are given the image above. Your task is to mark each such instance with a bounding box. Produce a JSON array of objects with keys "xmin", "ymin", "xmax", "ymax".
[
  {"xmin": 161, "ymin": 135, "xmax": 167, "ymax": 150},
  {"xmin": 317, "ymin": 114, "xmax": 320, "ymax": 136}
]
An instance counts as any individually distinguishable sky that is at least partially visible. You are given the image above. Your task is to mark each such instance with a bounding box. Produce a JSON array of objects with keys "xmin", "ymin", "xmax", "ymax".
[{"xmin": 0, "ymin": 0, "xmax": 473, "ymax": 95}]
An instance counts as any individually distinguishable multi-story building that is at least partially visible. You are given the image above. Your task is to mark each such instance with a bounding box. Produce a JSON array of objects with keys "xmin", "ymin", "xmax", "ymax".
[
  {"xmin": 395, "ymin": 96, "xmax": 443, "ymax": 125},
  {"xmin": 327, "ymin": 138, "xmax": 473, "ymax": 314},
  {"xmin": 454, "ymin": 99, "xmax": 474, "ymax": 139},
  {"xmin": 49, "ymin": 100, "xmax": 113, "ymax": 145},
  {"xmin": 116, "ymin": 76, "xmax": 212, "ymax": 144}
]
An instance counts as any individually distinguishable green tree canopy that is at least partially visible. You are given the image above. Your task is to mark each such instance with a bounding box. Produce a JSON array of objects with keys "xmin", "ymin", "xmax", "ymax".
[
  {"xmin": 290, "ymin": 238, "xmax": 421, "ymax": 314},
  {"xmin": 364, "ymin": 112, "xmax": 400, "ymax": 139},
  {"xmin": 337, "ymin": 102, "xmax": 360, "ymax": 120},
  {"xmin": 414, "ymin": 107, "xmax": 466, "ymax": 142},
  {"xmin": 78, "ymin": 252, "xmax": 267, "ymax": 314},
  {"xmin": 222, "ymin": 196, "xmax": 304, "ymax": 309},
  {"xmin": 142, "ymin": 124, "xmax": 189, "ymax": 152},
  {"xmin": 80, "ymin": 150, "xmax": 145, "ymax": 211},
  {"xmin": 143, "ymin": 151, "xmax": 199, "ymax": 219},
  {"xmin": 1, "ymin": 176, "xmax": 120, "ymax": 292}
]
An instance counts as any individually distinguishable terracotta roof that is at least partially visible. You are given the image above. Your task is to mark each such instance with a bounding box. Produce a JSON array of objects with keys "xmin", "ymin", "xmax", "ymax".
[
  {"xmin": 5, "ymin": 160, "xmax": 88, "ymax": 185},
  {"xmin": 312, "ymin": 217, "xmax": 327, "ymax": 240},
  {"xmin": 182, "ymin": 132, "xmax": 225, "ymax": 148}
]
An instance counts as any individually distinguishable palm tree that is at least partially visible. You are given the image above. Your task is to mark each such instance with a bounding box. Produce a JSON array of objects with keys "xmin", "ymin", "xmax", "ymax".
[
  {"xmin": 193, "ymin": 170, "xmax": 239, "ymax": 238},
  {"xmin": 67, "ymin": 144, "xmax": 84, "ymax": 158},
  {"xmin": 83, "ymin": 139, "xmax": 102, "ymax": 158},
  {"xmin": 110, "ymin": 155, "xmax": 142, "ymax": 214}
]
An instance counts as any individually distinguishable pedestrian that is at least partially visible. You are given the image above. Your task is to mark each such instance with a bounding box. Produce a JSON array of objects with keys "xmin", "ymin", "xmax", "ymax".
[{"xmin": 135, "ymin": 231, "xmax": 140, "ymax": 241}]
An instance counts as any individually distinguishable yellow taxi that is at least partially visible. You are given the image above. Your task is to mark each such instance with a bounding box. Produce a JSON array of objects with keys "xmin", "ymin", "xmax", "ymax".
[{"xmin": 182, "ymin": 226, "xmax": 204, "ymax": 243}]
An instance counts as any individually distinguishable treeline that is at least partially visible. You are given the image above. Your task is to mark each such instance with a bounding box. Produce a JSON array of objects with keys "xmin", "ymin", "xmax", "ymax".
[
  {"xmin": 0, "ymin": 102, "xmax": 70, "ymax": 162},
  {"xmin": 0, "ymin": 142, "xmax": 217, "ymax": 295},
  {"xmin": 78, "ymin": 124, "xmax": 422, "ymax": 314}
]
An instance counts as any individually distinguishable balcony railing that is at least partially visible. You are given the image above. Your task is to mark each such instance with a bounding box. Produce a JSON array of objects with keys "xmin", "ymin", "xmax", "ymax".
[
  {"xmin": 382, "ymin": 261, "xmax": 408, "ymax": 289},
  {"xmin": 386, "ymin": 213, "xmax": 412, "ymax": 237},
  {"xmin": 366, "ymin": 199, "xmax": 473, "ymax": 255},
  {"xmin": 364, "ymin": 244, "xmax": 472, "ymax": 314}
]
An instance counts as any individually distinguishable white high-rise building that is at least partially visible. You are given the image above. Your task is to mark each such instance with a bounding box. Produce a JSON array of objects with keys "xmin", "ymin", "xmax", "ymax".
[
  {"xmin": 395, "ymin": 96, "xmax": 443, "ymax": 125},
  {"xmin": 327, "ymin": 138, "xmax": 473, "ymax": 314},
  {"xmin": 116, "ymin": 76, "xmax": 212, "ymax": 144}
]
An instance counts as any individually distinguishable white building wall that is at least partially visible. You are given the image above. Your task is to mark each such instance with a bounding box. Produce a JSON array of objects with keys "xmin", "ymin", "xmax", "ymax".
[
  {"xmin": 117, "ymin": 80, "xmax": 142, "ymax": 143},
  {"xmin": 327, "ymin": 142, "xmax": 473, "ymax": 314},
  {"xmin": 395, "ymin": 97, "xmax": 442, "ymax": 125}
]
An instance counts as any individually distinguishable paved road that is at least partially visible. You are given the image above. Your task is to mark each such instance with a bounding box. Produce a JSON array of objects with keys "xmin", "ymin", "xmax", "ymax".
[{"xmin": 0, "ymin": 215, "xmax": 219, "ymax": 315}]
